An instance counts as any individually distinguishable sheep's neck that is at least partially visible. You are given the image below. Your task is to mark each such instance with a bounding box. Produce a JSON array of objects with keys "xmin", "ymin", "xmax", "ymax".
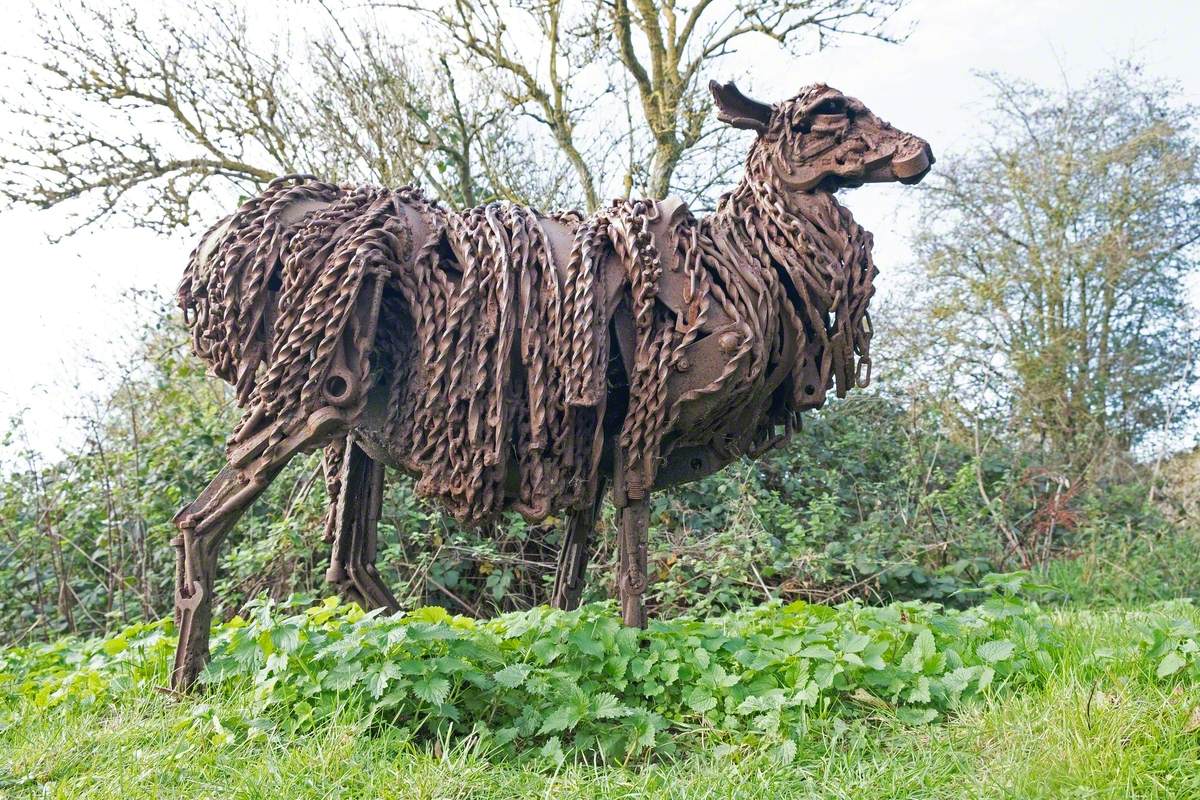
[
  {"xmin": 703, "ymin": 178, "xmax": 866, "ymax": 277},
  {"xmin": 700, "ymin": 175, "xmax": 878, "ymax": 399}
]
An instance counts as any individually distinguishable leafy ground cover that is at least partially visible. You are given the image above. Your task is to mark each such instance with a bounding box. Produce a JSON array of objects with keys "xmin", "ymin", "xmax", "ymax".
[{"xmin": 1, "ymin": 594, "xmax": 1198, "ymax": 798}]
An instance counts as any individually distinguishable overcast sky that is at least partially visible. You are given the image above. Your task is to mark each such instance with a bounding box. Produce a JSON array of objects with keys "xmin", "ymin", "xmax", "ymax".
[{"xmin": 1, "ymin": 0, "xmax": 1198, "ymax": 455}]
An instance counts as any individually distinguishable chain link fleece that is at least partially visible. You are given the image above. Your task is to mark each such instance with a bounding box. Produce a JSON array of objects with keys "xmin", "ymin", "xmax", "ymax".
[
  {"xmin": 175, "ymin": 84, "xmax": 921, "ymax": 545},
  {"xmin": 177, "ymin": 176, "xmax": 876, "ymax": 523}
]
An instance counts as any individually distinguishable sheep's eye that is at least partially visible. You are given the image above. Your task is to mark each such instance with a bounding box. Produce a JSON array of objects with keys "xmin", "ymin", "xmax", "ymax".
[
  {"xmin": 814, "ymin": 98, "xmax": 846, "ymax": 115},
  {"xmin": 792, "ymin": 120, "xmax": 812, "ymax": 135}
]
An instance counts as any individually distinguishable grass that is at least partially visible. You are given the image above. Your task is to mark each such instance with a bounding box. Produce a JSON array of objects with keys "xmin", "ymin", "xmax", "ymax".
[{"xmin": 2, "ymin": 603, "xmax": 1199, "ymax": 799}]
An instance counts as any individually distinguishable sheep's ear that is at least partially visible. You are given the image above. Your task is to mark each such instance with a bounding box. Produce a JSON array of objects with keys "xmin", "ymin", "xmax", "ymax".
[{"xmin": 709, "ymin": 80, "xmax": 772, "ymax": 134}]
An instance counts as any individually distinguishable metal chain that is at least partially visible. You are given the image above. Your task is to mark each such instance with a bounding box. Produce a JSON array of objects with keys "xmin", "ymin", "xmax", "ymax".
[{"xmin": 179, "ymin": 170, "xmax": 878, "ymax": 529}]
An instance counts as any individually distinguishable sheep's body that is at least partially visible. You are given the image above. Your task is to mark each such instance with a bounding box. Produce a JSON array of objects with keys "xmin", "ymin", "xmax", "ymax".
[{"xmin": 168, "ymin": 81, "xmax": 933, "ymax": 692}]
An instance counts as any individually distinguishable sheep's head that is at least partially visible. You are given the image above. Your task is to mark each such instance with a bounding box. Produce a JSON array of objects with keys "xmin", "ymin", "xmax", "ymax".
[{"xmin": 711, "ymin": 81, "xmax": 934, "ymax": 193}]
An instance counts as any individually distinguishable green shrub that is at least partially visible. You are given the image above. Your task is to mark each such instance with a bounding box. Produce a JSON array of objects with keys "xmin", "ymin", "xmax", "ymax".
[
  {"xmin": 0, "ymin": 618, "xmax": 172, "ymax": 728},
  {"xmin": 1, "ymin": 304, "xmax": 1189, "ymax": 642},
  {"xmin": 0, "ymin": 589, "xmax": 1058, "ymax": 761}
]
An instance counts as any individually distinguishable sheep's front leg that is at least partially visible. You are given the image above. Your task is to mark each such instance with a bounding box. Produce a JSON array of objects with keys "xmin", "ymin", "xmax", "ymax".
[{"xmin": 325, "ymin": 436, "xmax": 399, "ymax": 612}]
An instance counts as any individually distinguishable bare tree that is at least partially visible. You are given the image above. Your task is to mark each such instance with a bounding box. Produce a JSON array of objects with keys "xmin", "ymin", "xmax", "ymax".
[
  {"xmin": 388, "ymin": 0, "xmax": 612, "ymax": 209},
  {"xmin": 389, "ymin": 0, "xmax": 908, "ymax": 209},
  {"xmin": 307, "ymin": 12, "xmax": 582, "ymax": 208},
  {"xmin": 308, "ymin": 27, "xmax": 504, "ymax": 206},
  {"xmin": 2, "ymin": 0, "xmax": 907, "ymax": 228},
  {"xmin": 1, "ymin": 1, "xmax": 534, "ymax": 231},
  {"xmin": 2, "ymin": 2, "xmax": 310, "ymax": 233}
]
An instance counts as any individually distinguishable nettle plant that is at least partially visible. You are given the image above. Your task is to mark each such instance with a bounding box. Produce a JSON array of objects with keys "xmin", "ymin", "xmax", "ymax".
[
  {"xmin": 1138, "ymin": 604, "xmax": 1200, "ymax": 681},
  {"xmin": 0, "ymin": 587, "xmax": 1060, "ymax": 761},
  {"xmin": 189, "ymin": 591, "xmax": 1054, "ymax": 760}
]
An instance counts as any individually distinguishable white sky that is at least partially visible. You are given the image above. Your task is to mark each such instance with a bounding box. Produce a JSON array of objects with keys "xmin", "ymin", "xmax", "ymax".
[{"xmin": 1, "ymin": 0, "xmax": 1198, "ymax": 455}]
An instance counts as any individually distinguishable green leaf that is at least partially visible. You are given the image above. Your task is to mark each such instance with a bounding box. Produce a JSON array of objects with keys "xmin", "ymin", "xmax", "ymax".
[
  {"xmin": 797, "ymin": 645, "xmax": 836, "ymax": 661},
  {"xmin": 592, "ymin": 692, "xmax": 631, "ymax": 719},
  {"xmin": 531, "ymin": 638, "xmax": 564, "ymax": 663},
  {"xmin": 896, "ymin": 706, "xmax": 938, "ymax": 725},
  {"xmin": 266, "ymin": 652, "xmax": 288, "ymax": 674},
  {"xmin": 377, "ymin": 685, "xmax": 408, "ymax": 709},
  {"xmin": 538, "ymin": 704, "xmax": 580, "ymax": 734},
  {"xmin": 629, "ymin": 656, "xmax": 653, "ymax": 679},
  {"xmin": 324, "ymin": 662, "xmax": 362, "ymax": 691},
  {"xmin": 839, "ymin": 633, "xmax": 871, "ymax": 654},
  {"xmin": 736, "ymin": 694, "xmax": 778, "ymax": 714},
  {"xmin": 199, "ymin": 656, "xmax": 239, "ymax": 684},
  {"xmin": 976, "ymin": 640, "xmax": 1016, "ymax": 664},
  {"xmin": 492, "ymin": 663, "xmax": 532, "ymax": 689},
  {"xmin": 942, "ymin": 666, "xmax": 976, "ymax": 698},
  {"xmin": 862, "ymin": 641, "xmax": 889, "ymax": 670},
  {"xmin": 101, "ymin": 637, "xmax": 127, "ymax": 656},
  {"xmin": 540, "ymin": 736, "xmax": 565, "ymax": 765},
  {"xmin": 568, "ymin": 629, "xmax": 605, "ymax": 658},
  {"xmin": 365, "ymin": 664, "xmax": 401, "ymax": 699},
  {"xmin": 493, "ymin": 726, "xmax": 520, "ymax": 745},
  {"xmin": 907, "ymin": 676, "xmax": 931, "ymax": 704},
  {"xmin": 271, "ymin": 624, "xmax": 300, "ymax": 654},
  {"xmin": 709, "ymin": 664, "xmax": 740, "ymax": 688},
  {"xmin": 413, "ymin": 676, "xmax": 451, "ymax": 706},
  {"xmin": 686, "ymin": 686, "xmax": 717, "ymax": 714},
  {"xmin": 230, "ymin": 635, "xmax": 261, "ymax": 666},
  {"xmin": 1157, "ymin": 651, "xmax": 1187, "ymax": 678},
  {"xmin": 901, "ymin": 629, "xmax": 936, "ymax": 673}
]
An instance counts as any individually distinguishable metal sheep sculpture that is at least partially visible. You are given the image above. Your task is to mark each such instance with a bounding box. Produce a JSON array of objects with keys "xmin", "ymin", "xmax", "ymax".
[{"xmin": 170, "ymin": 81, "xmax": 933, "ymax": 690}]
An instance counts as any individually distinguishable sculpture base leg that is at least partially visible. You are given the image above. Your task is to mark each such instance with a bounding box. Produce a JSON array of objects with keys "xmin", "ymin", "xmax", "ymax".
[
  {"xmin": 170, "ymin": 409, "xmax": 350, "ymax": 692},
  {"xmin": 171, "ymin": 530, "xmax": 222, "ymax": 691}
]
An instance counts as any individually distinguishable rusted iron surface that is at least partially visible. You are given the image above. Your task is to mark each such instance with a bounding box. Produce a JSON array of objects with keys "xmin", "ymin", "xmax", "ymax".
[{"xmin": 169, "ymin": 82, "xmax": 932, "ymax": 690}]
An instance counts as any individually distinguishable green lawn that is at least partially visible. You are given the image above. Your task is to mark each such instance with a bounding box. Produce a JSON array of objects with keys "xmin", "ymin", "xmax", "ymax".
[{"xmin": 2, "ymin": 604, "xmax": 1198, "ymax": 799}]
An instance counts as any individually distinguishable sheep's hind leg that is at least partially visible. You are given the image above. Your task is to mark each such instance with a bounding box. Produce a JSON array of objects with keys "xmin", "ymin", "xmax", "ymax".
[
  {"xmin": 325, "ymin": 435, "xmax": 398, "ymax": 613},
  {"xmin": 551, "ymin": 479, "xmax": 607, "ymax": 612},
  {"xmin": 616, "ymin": 497, "xmax": 650, "ymax": 628},
  {"xmin": 171, "ymin": 408, "xmax": 350, "ymax": 692},
  {"xmin": 611, "ymin": 447, "xmax": 649, "ymax": 628}
]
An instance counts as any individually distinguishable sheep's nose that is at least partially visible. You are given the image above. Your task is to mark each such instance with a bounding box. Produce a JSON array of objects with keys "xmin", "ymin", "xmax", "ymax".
[{"xmin": 893, "ymin": 140, "xmax": 933, "ymax": 180}]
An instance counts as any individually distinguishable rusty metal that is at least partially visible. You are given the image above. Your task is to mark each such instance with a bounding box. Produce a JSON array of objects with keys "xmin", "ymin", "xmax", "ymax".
[{"xmin": 169, "ymin": 82, "xmax": 933, "ymax": 690}]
